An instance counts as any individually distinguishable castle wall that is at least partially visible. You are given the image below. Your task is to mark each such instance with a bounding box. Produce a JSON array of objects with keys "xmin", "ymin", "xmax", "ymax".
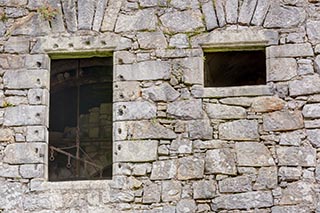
[{"xmin": 0, "ymin": 0, "xmax": 320, "ymax": 212}]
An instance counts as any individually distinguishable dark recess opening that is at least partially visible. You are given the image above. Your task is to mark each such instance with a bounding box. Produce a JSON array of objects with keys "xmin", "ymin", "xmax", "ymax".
[
  {"xmin": 49, "ymin": 57, "xmax": 113, "ymax": 181},
  {"xmin": 204, "ymin": 50, "xmax": 266, "ymax": 87}
]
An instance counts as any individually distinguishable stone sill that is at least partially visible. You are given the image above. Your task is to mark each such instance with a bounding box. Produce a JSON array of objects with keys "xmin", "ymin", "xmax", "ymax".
[
  {"xmin": 192, "ymin": 85, "xmax": 274, "ymax": 98},
  {"xmin": 30, "ymin": 178, "xmax": 111, "ymax": 191}
]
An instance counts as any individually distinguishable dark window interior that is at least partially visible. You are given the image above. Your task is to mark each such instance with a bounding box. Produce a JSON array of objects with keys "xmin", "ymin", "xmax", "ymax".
[
  {"xmin": 49, "ymin": 57, "xmax": 113, "ymax": 181},
  {"xmin": 204, "ymin": 50, "xmax": 266, "ymax": 87}
]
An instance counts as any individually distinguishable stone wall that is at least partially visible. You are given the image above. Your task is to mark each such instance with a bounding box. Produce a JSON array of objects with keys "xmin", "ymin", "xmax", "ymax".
[{"xmin": 0, "ymin": 0, "xmax": 320, "ymax": 212}]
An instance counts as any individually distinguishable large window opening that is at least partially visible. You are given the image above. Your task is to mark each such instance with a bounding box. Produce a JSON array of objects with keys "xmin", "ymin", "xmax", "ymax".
[
  {"xmin": 204, "ymin": 50, "xmax": 266, "ymax": 87},
  {"xmin": 49, "ymin": 57, "xmax": 113, "ymax": 181}
]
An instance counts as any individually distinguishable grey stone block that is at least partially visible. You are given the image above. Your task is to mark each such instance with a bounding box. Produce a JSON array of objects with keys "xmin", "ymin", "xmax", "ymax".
[
  {"xmin": 277, "ymin": 146, "xmax": 316, "ymax": 167},
  {"xmin": 172, "ymin": 57, "xmax": 203, "ymax": 85},
  {"xmin": 253, "ymin": 167, "xmax": 278, "ymax": 190},
  {"xmin": 142, "ymin": 82, "xmax": 179, "ymax": 102},
  {"xmin": 26, "ymin": 126, "xmax": 47, "ymax": 142},
  {"xmin": 251, "ymin": 96, "xmax": 285, "ymax": 112},
  {"xmin": 167, "ymin": 99, "xmax": 203, "ymax": 120},
  {"xmin": 289, "ymin": 75, "xmax": 320, "ymax": 96},
  {"xmin": 176, "ymin": 199, "xmax": 197, "ymax": 213},
  {"xmin": 251, "ymin": 0, "xmax": 271, "ymax": 26},
  {"xmin": 61, "ymin": 0, "xmax": 77, "ymax": 32},
  {"xmin": 3, "ymin": 143, "xmax": 45, "ymax": 164},
  {"xmin": 150, "ymin": 159, "xmax": 177, "ymax": 180},
  {"xmin": 214, "ymin": 0, "xmax": 226, "ymax": 27},
  {"xmin": 137, "ymin": 32, "xmax": 167, "ymax": 49},
  {"xmin": 264, "ymin": 5, "xmax": 306, "ymax": 28},
  {"xmin": 219, "ymin": 120, "xmax": 259, "ymax": 141},
  {"xmin": 4, "ymin": 37, "xmax": 29, "ymax": 53},
  {"xmin": 219, "ymin": 176, "xmax": 252, "ymax": 193},
  {"xmin": 271, "ymin": 206, "xmax": 311, "ymax": 213},
  {"xmin": 238, "ymin": 0, "xmax": 258, "ymax": 25},
  {"xmin": 193, "ymin": 180, "xmax": 216, "ymax": 199},
  {"xmin": 306, "ymin": 20, "xmax": 320, "ymax": 44},
  {"xmin": 225, "ymin": 0, "xmax": 238, "ymax": 24},
  {"xmin": 19, "ymin": 164, "xmax": 44, "ymax": 178},
  {"xmin": 169, "ymin": 34, "xmax": 189, "ymax": 48},
  {"xmin": 115, "ymin": 9, "xmax": 156, "ymax": 32},
  {"xmin": 202, "ymin": 1, "xmax": 218, "ymax": 30},
  {"xmin": 177, "ymin": 157, "xmax": 204, "ymax": 180},
  {"xmin": 115, "ymin": 61, "xmax": 170, "ymax": 81},
  {"xmin": 113, "ymin": 81, "xmax": 140, "ymax": 102},
  {"xmin": 0, "ymin": 163, "xmax": 19, "ymax": 178},
  {"xmin": 160, "ymin": 10, "xmax": 204, "ymax": 33},
  {"xmin": 92, "ymin": 0, "xmax": 107, "ymax": 31},
  {"xmin": 267, "ymin": 43, "xmax": 313, "ymax": 58},
  {"xmin": 263, "ymin": 111, "xmax": 304, "ymax": 132},
  {"xmin": 4, "ymin": 70, "xmax": 49, "ymax": 89},
  {"xmin": 279, "ymin": 167, "xmax": 302, "ymax": 181},
  {"xmin": 212, "ymin": 191, "xmax": 273, "ymax": 210},
  {"xmin": 114, "ymin": 140, "xmax": 158, "ymax": 162},
  {"xmin": 101, "ymin": 0, "xmax": 123, "ymax": 32},
  {"xmin": 205, "ymin": 103, "xmax": 246, "ymax": 119},
  {"xmin": 303, "ymin": 103, "xmax": 320, "ymax": 119},
  {"xmin": 279, "ymin": 181, "xmax": 315, "ymax": 205},
  {"xmin": 143, "ymin": 183, "xmax": 160, "ymax": 203},
  {"xmin": 235, "ymin": 142, "xmax": 275, "ymax": 167},
  {"xmin": 279, "ymin": 130, "xmax": 305, "ymax": 146},
  {"xmin": 188, "ymin": 119, "xmax": 212, "ymax": 140},
  {"xmin": 0, "ymin": 128, "xmax": 14, "ymax": 142},
  {"xmin": 306, "ymin": 129, "xmax": 320, "ymax": 148},
  {"xmin": 205, "ymin": 149, "xmax": 237, "ymax": 175},
  {"xmin": 170, "ymin": 0, "xmax": 198, "ymax": 10},
  {"xmin": 267, "ymin": 58, "xmax": 297, "ymax": 82},
  {"xmin": 162, "ymin": 181, "xmax": 181, "ymax": 202},
  {"xmin": 114, "ymin": 101, "xmax": 156, "ymax": 121},
  {"xmin": 170, "ymin": 138, "xmax": 192, "ymax": 154},
  {"xmin": 28, "ymin": 89, "xmax": 49, "ymax": 105},
  {"xmin": 4, "ymin": 105, "xmax": 47, "ymax": 126}
]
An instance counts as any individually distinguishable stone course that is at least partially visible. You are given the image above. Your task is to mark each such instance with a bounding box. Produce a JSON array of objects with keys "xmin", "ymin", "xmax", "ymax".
[{"xmin": 0, "ymin": 0, "xmax": 319, "ymax": 212}]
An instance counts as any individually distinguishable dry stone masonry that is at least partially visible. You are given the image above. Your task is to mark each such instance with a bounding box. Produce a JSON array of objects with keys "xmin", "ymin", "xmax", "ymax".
[{"xmin": 0, "ymin": 0, "xmax": 320, "ymax": 212}]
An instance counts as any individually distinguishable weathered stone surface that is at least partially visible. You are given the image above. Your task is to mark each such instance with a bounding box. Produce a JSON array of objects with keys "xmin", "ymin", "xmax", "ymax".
[
  {"xmin": 205, "ymin": 149, "xmax": 237, "ymax": 175},
  {"xmin": 114, "ymin": 101, "xmax": 156, "ymax": 121},
  {"xmin": 202, "ymin": 1, "xmax": 218, "ymax": 30},
  {"xmin": 306, "ymin": 20, "xmax": 320, "ymax": 44},
  {"xmin": 28, "ymin": 88, "xmax": 49, "ymax": 105},
  {"xmin": 115, "ymin": 9, "xmax": 156, "ymax": 32},
  {"xmin": 150, "ymin": 159, "xmax": 177, "ymax": 180},
  {"xmin": 4, "ymin": 105, "xmax": 47, "ymax": 126},
  {"xmin": 271, "ymin": 206, "xmax": 311, "ymax": 213},
  {"xmin": 187, "ymin": 119, "xmax": 212, "ymax": 140},
  {"xmin": 264, "ymin": 5, "xmax": 306, "ymax": 28},
  {"xmin": 26, "ymin": 126, "xmax": 47, "ymax": 142},
  {"xmin": 205, "ymin": 103, "xmax": 246, "ymax": 119},
  {"xmin": 219, "ymin": 176, "xmax": 252, "ymax": 193},
  {"xmin": 289, "ymin": 75, "xmax": 320, "ymax": 96},
  {"xmin": 0, "ymin": 163, "xmax": 19, "ymax": 178},
  {"xmin": 214, "ymin": 0, "xmax": 226, "ymax": 27},
  {"xmin": 176, "ymin": 199, "xmax": 197, "ymax": 213},
  {"xmin": 277, "ymin": 146, "xmax": 316, "ymax": 167},
  {"xmin": 142, "ymin": 82, "xmax": 179, "ymax": 102},
  {"xmin": 169, "ymin": 34, "xmax": 189, "ymax": 48},
  {"xmin": 101, "ymin": 0, "xmax": 123, "ymax": 31},
  {"xmin": 115, "ymin": 61, "xmax": 170, "ymax": 81},
  {"xmin": 4, "ymin": 37, "xmax": 29, "ymax": 53},
  {"xmin": 137, "ymin": 32, "xmax": 167, "ymax": 49},
  {"xmin": 170, "ymin": 0, "xmax": 198, "ymax": 10},
  {"xmin": 315, "ymin": 55, "xmax": 320, "ymax": 73},
  {"xmin": 251, "ymin": 0, "xmax": 271, "ymax": 26},
  {"xmin": 220, "ymin": 97, "xmax": 253, "ymax": 107},
  {"xmin": 267, "ymin": 43, "xmax": 313, "ymax": 58},
  {"xmin": 114, "ymin": 140, "xmax": 158, "ymax": 162},
  {"xmin": 303, "ymin": 103, "xmax": 320, "ymax": 118},
  {"xmin": 219, "ymin": 120, "xmax": 259, "ymax": 140},
  {"xmin": 167, "ymin": 99, "xmax": 203, "ymax": 120},
  {"xmin": 279, "ymin": 181, "xmax": 315, "ymax": 205},
  {"xmin": 254, "ymin": 167, "xmax": 277, "ymax": 190},
  {"xmin": 113, "ymin": 81, "xmax": 140, "ymax": 102},
  {"xmin": 238, "ymin": 0, "xmax": 257, "ymax": 25},
  {"xmin": 306, "ymin": 129, "xmax": 320, "ymax": 148},
  {"xmin": 193, "ymin": 140, "xmax": 226, "ymax": 149},
  {"xmin": 193, "ymin": 180, "xmax": 216, "ymax": 199},
  {"xmin": 109, "ymin": 189, "xmax": 134, "ymax": 203},
  {"xmin": 92, "ymin": 0, "xmax": 107, "ymax": 31},
  {"xmin": 61, "ymin": 0, "xmax": 77, "ymax": 32},
  {"xmin": 4, "ymin": 70, "xmax": 49, "ymax": 89},
  {"xmin": 170, "ymin": 138, "xmax": 192, "ymax": 154},
  {"xmin": 172, "ymin": 57, "xmax": 203, "ymax": 85},
  {"xmin": 162, "ymin": 181, "xmax": 182, "ymax": 202},
  {"xmin": 0, "ymin": 128, "xmax": 13, "ymax": 142},
  {"xmin": 0, "ymin": 181, "xmax": 26, "ymax": 210},
  {"xmin": 77, "ymin": 0, "xmax": 95, "ymax": 30},
  {"xmin": 11, "ymin": 14, "xmax": 50, "ymax": 36},
  {"xmin": 143, "ymin": 183, "xmax": 160, "ymax": 203},
  {"xmin": 177, "ymin": 157, "xmax": 204, "ymax": 180},
  {"xmin": 212, "ymin": 191, "xmax": 273, "ymax": 210},
  {"xmin": 160, "ymin": 10, "xmax": 204, "ymax": 33},
  {"xmin": 279, "ymin": 130, "xmax": 305, "ymax": 146},
  {"xmin": 192, "ymin": 85, "xmax": 273, "ymax": 98},
  {"xmin": 263, "ymin": 111, "xmax": 304, "ymax": 132},
  {"xmin": 19, "ymin": 164, "xmax": 43, "ymax": 178},
  {"xmin": 267, "ymin": 58, "xmax": 297, "ymax": 82},
  {"xmin": 3, "ymin": 143, "xmax": 45, "ymax": 164},
  {"xmin": 279, "ymin": 167, "xmax": 302, "ymax": 181},
  {"xmin": 251, "ymin": 96, "xmax": 285, "ymax": 112},
  {"xmin": 297, "ymin": 59, "xmax": 314, "ymax": 75},
  {"xmin": 225, "ymin": 0, "xmax": 238, "ymax": 24},
  {"xmin": 235, "ymin": 142, "xmax": 275, "ymax": 167}
]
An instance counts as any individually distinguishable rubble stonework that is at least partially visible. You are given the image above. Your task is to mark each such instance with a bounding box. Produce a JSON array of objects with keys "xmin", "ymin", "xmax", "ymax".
[{"xmin": 0, "ymin": 0, "xmax": 320, "ymax": 212}]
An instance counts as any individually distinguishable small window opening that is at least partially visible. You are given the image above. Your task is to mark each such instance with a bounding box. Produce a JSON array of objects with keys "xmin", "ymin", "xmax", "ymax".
[
  {"xmin": 49, "ymin": 57, "xmax": 113, "ymax": 181},
  {"xmin": 204, "ymin": 50, "xmax": 266, "ymax": 87}
]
